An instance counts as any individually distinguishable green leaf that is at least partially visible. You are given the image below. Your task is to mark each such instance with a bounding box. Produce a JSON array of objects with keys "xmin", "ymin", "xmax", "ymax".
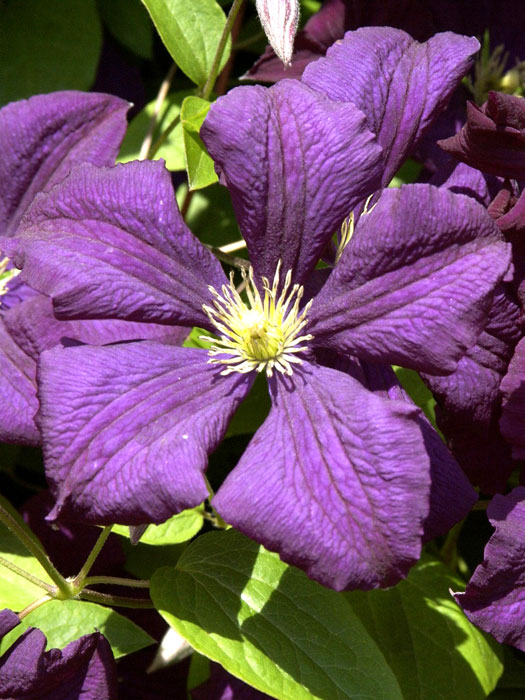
[
  {"xmin": 388, "ymin": 159, "xmax": 423, "ymax": 188},
  {"xmin": 118, "ymin": 90, "xmax": 192, "ymax": 170},
  {"xmin": 151, "ymin": 529, "xmax": 403, "ymax": 700},
  {"xmin": 176, "ymin": 182, "xmax": 241, "ymax": 248},
  {"xmin": 345, "ymin": 555, "xmax": 504, "ymax": 699},
  {"xmin": 141, "ymin": 0, "xmax": 231, "ymax": 87},
  {"xmin": 97, "ymin": 0, "xmax": 153, "ymax": 59},
  {"xmin": 0, "ymin": 505, "xmax": 54, "ymax": 610},
  {"xmin": 226, "ymin": 372, "xmax": 270, "ymax": 437},
  {"xmin": 181, "ymin": 96, "xmax": 219, "ymax": 190},
  {"xmin": 0, "ymin": 599, "xmax": 154, "ymax": 659},
  {"xmin": 112, "ymin": 506, "xmax": 204, "ymax": 545},
  {"xmin": 393, "ymin": 366, "xmax": 440, "ymax": 433},
  {"xmin": 0, "ymin": 0, "xmax": 102, "ymax": 107}
]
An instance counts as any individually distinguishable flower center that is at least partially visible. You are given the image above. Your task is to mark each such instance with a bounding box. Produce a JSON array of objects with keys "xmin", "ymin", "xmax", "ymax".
[
  {"xmin": 202, "ymin": 262, "xmax": 313, "ymax": 377},
  {"xmin": 0, "ymin": 257, "xmax": 20, "ymax": 304}
]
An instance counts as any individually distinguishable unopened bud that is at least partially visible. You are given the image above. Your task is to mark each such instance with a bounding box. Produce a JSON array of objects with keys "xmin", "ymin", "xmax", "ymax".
[{"xmin": 256, "ymin": 0, "xmax": 300, "ymax": 67}]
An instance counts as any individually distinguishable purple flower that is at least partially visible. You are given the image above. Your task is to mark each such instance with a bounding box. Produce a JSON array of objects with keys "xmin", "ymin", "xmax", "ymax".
[
  {"xmin": 5, "ymin": 32, "xmax": 510, "ymax": 590},
  {"xmin": 0, "ymin": 610, "xmax": 118, "ymax": 699},
  {"xmin": 0, "ymin": 91, "xmax": 187, "ymax": 445},
  {"xmin": 453, "ymin": 488, "xmax": 525, "ymax": 652}
]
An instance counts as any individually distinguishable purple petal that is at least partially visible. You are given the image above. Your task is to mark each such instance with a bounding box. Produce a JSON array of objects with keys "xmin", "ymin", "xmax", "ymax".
[
  {"xmin": 308, "ymin": 185, "xmax": 511, "ymax": 374},
  {"xmin": 439, "ymin": 92, "xmax": 525, "ymax": 180},
  {"xmin": 0, "ymin": 317, "xmax": 39, "ymax": 445},
  {"xmin": 6, "ymin": 161, "xmax": 227, "ymax": 329},
  {"xmin": 3, "ymin": 294, "xmax": 188, "ymax": 361},
  {"xmin": 303, "ymin": 28, "xmax": 479, "ymax": 186},
  {"xmin": 0, "ymin": 91, "xmax": 129, "ymax": 237},
  {"xmin": 500, "ymin": 337, "xmax": 525, "ymax": 460},
  {"xmin": 214, "ymin": 361, "xmax": 430, "ymax": 591},
  {"xmin": 38, "ymin": 343, "xmax": 253, "ymax": 524},
  {"xmin": 0, "ymin": 609, "xmax": 20, "ymax": 637},
  {"xmin": 423, "ymin": 285, "xmax": 521, "ymax": 429},
  {"xmin": 454, "ymin": 488, "xmax": 525, "ymax": 652},
  {"xmin": 0, "ymin": 630, "xmax": 118, "ymax": 699},
  {"xmin": 201, "ymin": 80, "xmax": 382, "ymax": 285},
  {"xmin": 358, "ymin": 361, "xmax": 477, "ymax": 541}
]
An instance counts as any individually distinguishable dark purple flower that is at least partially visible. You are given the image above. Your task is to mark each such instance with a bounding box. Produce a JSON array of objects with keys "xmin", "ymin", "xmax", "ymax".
[
  {"xmin": 0, "ymin": 611, "xmax": 118, "ymax": 699},
  {"xmin": 7, "ymin": 158, "xmax": 507, "ymax": 591},
  {"xmin": 454, "ymin": 488, "xmax": 525, "ymax": 652},
  {"xmin": 5, "ymin": 31, "xmax": 509, "ymax": 590},
  {"xmin": 0, "ymin": 91, "xmax": 187, "ymax": 446},
  {"xmin": 439, "ymin": 91, "xmax": 525, "ymax": 180}
]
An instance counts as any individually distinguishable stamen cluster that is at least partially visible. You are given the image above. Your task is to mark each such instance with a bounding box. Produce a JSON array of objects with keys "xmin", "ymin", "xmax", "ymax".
[{"xmin": 202, "ymin": 262, "xmax": 313, "ymax": 377}]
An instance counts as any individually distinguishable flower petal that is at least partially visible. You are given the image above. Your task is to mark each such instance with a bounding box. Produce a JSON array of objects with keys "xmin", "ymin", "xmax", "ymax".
[
  {"xmin": 201, "ymin": 80, "xmax": 382, "ymax": 285},
  {"xmin": 6, "ymin": 161, "xmax": 227, "ymax": 329},
  {"xmin": 38, "ymin": 343, "xmax": 253, "ymax": 524},
  {"xmin": 308, "ymin": 185, "xmax": 511, "ymax": 374},
  {"xmin": 213, "ymin": 361, "xmax": 430, "ymax": 591},
  {"xmin": 0, "ymin": 317, "xmax": 39, "ymax": 445},
  {"xmin": 454, "ymin": 488, "xmax": 525, "ymax": 652},
  {"xmin": 0, "ymin": 91, "xmax": 128, "ymax": 237},
  {"xmin": 3, "ymin": 294, "xmax": 188, "ymax": 361},
  {"xmin": 500, "ymin": 336, "xmax": 525, "ymax": 460},
  {"xmin": 303, "ymin": 27, "xmax": 479, "ymax": 186},
  {"xmin": 0, "ymin": 630, "xmax": 118, "ymax": 699},
  {"xmin": 357, "ymin": 361, "xmax": 477, "ymax": 541}
]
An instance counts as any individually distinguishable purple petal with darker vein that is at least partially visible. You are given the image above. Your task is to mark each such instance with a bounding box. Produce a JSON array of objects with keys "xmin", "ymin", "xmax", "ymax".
[
  {"xmin": 303, "ymin": 28, "xmax": 479, "ymax": 186},
  {"xmin": 308, "ymin": 185, "xmax": 511, "ymax": 374},
  {"xmin": 421, "ymin": 285, "xmax": 521, "ymax": 493},
  {"xmin": 201, "ymin": 79, "xmax": 382, "ymax": 286},
  {"xmin": 358, "ymin": 361, "xmax": 477, "ymax": 541},
  {"xmin": 423, "ymin": 284, "xmax": 521, "ymax": 429},
  {"xmin": 0, "ymin": 91, "xmax": 129, "ymax": 238},
  {"xmin": 500, "ymin": 337, "xmax": 525, "ymax": 460},
  {"xmin": 0, "ymin": 630, "xmax": 117, "ymax": 699},
  {"xmin": 38, "ymin": 343, "xmax": 253, "ymax": 524},
  {"xmin": 0, "ymin": 317, "xmax": 39, "ymax": 445},
  {"xmin": 7, "ymin": 160, "xmax": 227, "ymax": 329},
  {"xmin": 454, "ymin": 487, "xmax": 525, "ymax": 652},
  {"xmin": 3, "ymin": 294, "xmax": 188, "ymax": 362},
  {"xmin": 214, "ymin": 361, "xmax": 430, "ymax": 591}
]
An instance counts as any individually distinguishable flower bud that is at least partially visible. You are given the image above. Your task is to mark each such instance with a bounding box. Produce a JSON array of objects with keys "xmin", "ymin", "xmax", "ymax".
[{"xmin": 255, "ymin": 0, "xmax": 300, "ymax": 67}]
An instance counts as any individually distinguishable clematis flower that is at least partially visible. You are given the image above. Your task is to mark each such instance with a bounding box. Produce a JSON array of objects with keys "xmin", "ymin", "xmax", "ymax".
[
  {"xmin": 0, "ymin": 91, "xmax": 187, "ymax": 445},
  {"xmin": 0, "ymin": 609, "xmax": 118, "ymax": 699},
  {"xmin": 5, "ymin": 30, "xmax": 510, "ymax": 590},
  {"xmin": 7, "ymin": 145, "xmax": 510, "ymax": 594},
  {"xmin": 453, "ymin": 487, "xmax": 525, "ymax": 652}
]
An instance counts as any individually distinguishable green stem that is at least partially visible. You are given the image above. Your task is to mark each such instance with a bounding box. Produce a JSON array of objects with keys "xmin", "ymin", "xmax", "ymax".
[
  {"xmin": 201, "ymin": 0, "xmax": 245, "ymax": 101},
  {"xmin": 0, "ymin": 503, "xmax": 70, "ymax": 596},
  {"xmin": 148, "ymin": 114, "xmax": 180, "ymax": 159},
  {"xmin": 472, "ymin": 499, "xmax": 490, "ymax": 511},
  {"xmin": 0, "ymin": 555, "xmax": 56, "ymax": 594},
  {"xmin": 204, "ymin": 478, "xmax": 228, "ymax": 529},
  {"xmin": 18, "ymin": 595, "xmax": 52, "ymax": 619},
  {"xmin": 440, "ymin": 520, "xmax": 464, "ymax": 570},
  {"xmin": 79, "ymin": 588, "xmax": 154, "ymax": 609},
  {"xmin": 83, "ymin": 575, "xmax": 150, "ymax": 589},
  {"xmin": 140, "ymin": 63, "xmax": 177, "ymax": 160},
  {"xmin": 74, "ymin": 525, "xmax": 113, "ymax": 588},
  {"xmin": 205, "ymin": 244, "xmax": 249, "ymax": 270}
]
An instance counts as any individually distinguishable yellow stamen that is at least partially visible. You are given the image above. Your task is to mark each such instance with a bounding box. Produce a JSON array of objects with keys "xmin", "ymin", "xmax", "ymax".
[{"xmin": 202, "ymin": 262, "xmax": 313, "ymax": 377}]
